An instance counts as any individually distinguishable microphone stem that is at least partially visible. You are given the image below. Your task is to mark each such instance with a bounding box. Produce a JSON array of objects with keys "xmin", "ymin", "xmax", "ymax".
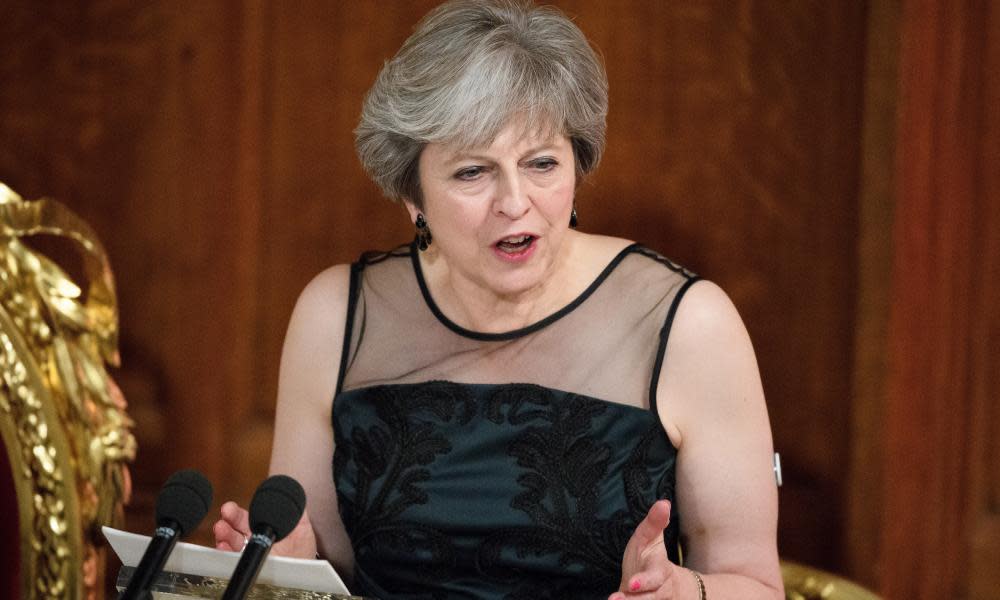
[
  {"xmin": 220, "ymin": 525, "xmax": 277, "ymax": 600},
  {"xmin": 118, "ymin": 521, "xmax": 180, "ymax": 600}
]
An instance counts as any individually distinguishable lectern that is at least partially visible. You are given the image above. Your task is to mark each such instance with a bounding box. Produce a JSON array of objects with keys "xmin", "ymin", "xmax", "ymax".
[{"xmin": 115, "ymin": 567, "xmax": 369, "ymax": 599}]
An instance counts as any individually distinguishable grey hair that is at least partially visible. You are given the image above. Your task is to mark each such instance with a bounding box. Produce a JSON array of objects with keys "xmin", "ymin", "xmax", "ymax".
[{"xmin": 354, "ymin": 0, "xmax": 608, "ymax": 206}]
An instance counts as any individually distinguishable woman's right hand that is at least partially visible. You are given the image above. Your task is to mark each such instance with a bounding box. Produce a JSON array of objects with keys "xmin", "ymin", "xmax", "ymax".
[{"xmin": 212, "ymin": 501, "xmax": 319, "ymax": 559}]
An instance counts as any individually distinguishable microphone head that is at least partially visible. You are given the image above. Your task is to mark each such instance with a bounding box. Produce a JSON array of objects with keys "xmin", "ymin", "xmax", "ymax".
[
  {"xmin": 248, "ymin": 474, "xmax": 306, "ymax": 541},
  {"xmin": 155, "ymin": 469, "xmax": 213, "ymax": 535}
]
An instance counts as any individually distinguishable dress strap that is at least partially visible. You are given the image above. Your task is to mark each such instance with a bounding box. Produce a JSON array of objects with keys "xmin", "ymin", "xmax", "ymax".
[
  {"xmin": 648, "ymin": 276, "xmax": 701, "ymax": 419},
  {"xmin": 335, "ymin": 260, "xmax": 364, "ymax": 396}
]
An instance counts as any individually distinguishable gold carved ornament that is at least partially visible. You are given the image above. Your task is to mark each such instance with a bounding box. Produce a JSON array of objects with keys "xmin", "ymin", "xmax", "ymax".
[
  {"xmin": 781, "ymin": 561, "xmax": 882, "ymax": 600},
  {"xmin": 0, "ymin": 183, "xmax": 135, "ymax": 600}
]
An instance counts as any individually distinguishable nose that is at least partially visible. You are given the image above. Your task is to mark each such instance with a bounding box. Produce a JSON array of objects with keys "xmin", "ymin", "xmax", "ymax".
[{"xmin": 493, "ymin": 172, "xmax": 530, "ymax": 220}]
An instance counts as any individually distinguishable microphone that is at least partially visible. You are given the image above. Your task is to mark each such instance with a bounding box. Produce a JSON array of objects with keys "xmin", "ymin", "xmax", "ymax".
[
  {"xmin": 119, "ymin": 469, "xmax": 213, "ymax": 600},
  {"xmin": 220, "ymin": 474, "xmax": 306, "ymax": 600}
]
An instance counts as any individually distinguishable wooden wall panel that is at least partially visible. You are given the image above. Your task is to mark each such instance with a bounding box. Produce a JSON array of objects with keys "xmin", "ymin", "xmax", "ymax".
[
  {"xmin": 845, "ymin": 0, "xmax": 900, "ymax": 587},
  {"xmin": 880, "ymin": 0, "xmax": 1000, "ymax": 597},
  {"xmin": 105, "ymin": 0, "xmax": 262, "ymax": 517},
  {"xmin": 1, "ymin": 0, "xmax": 870, "ymax": 583},
  {"xmin": 960, "ymin": 0, "xmax": 1000, "ymax": 596},
  {"xmin": 0, "ymin": 0, "xmax": 175, "ymax": 525},
  {"xmin": 255, "ymin": 1, "xmax": 435, "ymax": 423},
  {"xmin": 0, "ymin": 0, "xmax": 271, "ymax": 536}
]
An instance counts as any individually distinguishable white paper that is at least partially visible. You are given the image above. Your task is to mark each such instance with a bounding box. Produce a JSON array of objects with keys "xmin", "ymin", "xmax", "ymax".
[{"xmin": 102, "ymin": 526, "xmax": 350, "ymax": 595}]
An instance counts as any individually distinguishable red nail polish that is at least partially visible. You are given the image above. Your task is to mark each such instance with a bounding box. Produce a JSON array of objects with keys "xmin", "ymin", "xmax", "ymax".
[{"xmin": 630, "ymin": 580, "xmax": 641, "ymax": 592}]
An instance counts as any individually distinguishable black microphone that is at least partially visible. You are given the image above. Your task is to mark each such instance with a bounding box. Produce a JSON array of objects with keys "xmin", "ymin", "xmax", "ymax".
[
  {"xmin": 220, "ymin": 474, "xmax": 306, "ymax": 600},
  {"xmin": 119, "ymin": 469, "xmax": 213, "ymax": 600}
]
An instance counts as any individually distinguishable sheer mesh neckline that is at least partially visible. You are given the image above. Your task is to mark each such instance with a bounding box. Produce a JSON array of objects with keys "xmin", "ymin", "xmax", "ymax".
[
  {"xmin": 410, "ymin": 241, "xmax": 641, "ymax": 341},
  {"xmin": 338, "ymin": 379, "xmax": 658, "ymax": 418}
]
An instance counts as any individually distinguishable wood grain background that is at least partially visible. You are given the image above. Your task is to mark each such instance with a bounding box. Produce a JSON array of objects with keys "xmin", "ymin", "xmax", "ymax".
[{"xmin": 0, "ymin": 1, "xmax": 996, "ymax": 598}]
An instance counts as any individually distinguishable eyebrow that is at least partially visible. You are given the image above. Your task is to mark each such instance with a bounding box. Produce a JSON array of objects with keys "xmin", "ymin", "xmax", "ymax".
[{"xmin": 445, "ymin": 143, "xmax": 562, "ymax": 166}]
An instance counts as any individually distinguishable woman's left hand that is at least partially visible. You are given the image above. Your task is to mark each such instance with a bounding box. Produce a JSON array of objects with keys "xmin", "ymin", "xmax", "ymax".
[{"xmin": 609, "ymin": 499, "xmax": 682, "ymax": 599}]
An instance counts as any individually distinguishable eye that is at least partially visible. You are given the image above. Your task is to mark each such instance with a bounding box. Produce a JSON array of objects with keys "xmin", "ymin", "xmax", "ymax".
[
  {"xmin": 529, "ymin": 157, "xmax": 558, "ymax": 172},
  {"xmin": 454, "ymin": 166, "xmax": 486, "ymax": 181}
]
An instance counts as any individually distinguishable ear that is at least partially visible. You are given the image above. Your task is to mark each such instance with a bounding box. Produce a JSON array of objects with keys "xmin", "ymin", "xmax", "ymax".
[{"xmin": 402, "ymin": 199, "xmax": 421, "ymax": 224}]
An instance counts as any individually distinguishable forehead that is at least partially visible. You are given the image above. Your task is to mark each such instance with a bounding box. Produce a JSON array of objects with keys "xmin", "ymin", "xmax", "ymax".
[{"xmin": 430, "ymin": 121, "xmax": 571, "ymax": 164}]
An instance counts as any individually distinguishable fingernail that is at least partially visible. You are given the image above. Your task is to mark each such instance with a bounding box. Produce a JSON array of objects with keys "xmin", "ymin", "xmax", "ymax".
[{"xmin": 630, "ymin": 579, "xmax": 641, "ymax": 592}]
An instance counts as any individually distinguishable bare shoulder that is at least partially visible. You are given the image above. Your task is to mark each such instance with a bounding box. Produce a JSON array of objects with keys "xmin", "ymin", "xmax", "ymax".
[
  {"xmin": 575, "ymin": 231, "xmax": 635, "ymax": 255},
  {"xmin": 285, "ymin": 265, "xmax": 352, "ymax": 349},
  {"xmin": 569, "ymin": 231, "xmax": 636, "ymax": 269},
  {"xmin": 271, "ymin": 263, "xmax": 352, "ymax": 477},
  {"xmin": 669, "ymin": 280, "xmax": 750, "ymax": 349},
  {"xmin": 658, "ymin": 280, "xmax": 767, "ymax": 447},
  {"xmin": 278, "ymin": 264, "xmax": 353, "ymax": 413},
  {"xmin": 290, "ymin": 264, "xmax": 352, "ymax": 326}
]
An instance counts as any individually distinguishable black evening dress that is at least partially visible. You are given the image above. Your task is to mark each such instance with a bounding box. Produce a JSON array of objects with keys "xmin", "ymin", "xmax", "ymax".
[{"xmin": 333, "ymin": 242, "xmax": 699, "ymax": 599}]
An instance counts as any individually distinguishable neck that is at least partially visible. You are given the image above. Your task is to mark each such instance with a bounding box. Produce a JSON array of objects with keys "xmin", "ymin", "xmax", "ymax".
[{"xmin": 418, "ymin": 234, "xmax": 581, "ymax": 333}]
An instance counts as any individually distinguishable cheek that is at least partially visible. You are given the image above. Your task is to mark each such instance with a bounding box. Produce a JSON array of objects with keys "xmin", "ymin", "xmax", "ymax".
[
  {"xmin": 546, "ymin": 180, "xmax": 576, "ymax": 212},
  {"xmin": 432, "ymin": 199, "xmax": 488, "ymax": 244}
]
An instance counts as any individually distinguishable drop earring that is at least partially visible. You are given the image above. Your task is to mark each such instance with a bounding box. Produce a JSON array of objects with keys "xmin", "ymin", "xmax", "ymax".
[
  {"xmin": 415, "ymin": 213, "xmax": 433, "ymax": 251},
  {"xmin": 569, "ymin": 206, "xmax": 578, "ymax": 228}
]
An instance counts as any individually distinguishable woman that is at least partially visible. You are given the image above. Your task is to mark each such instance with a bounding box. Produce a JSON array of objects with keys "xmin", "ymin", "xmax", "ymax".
[{"xmin": 214, "ymin": 1, "xmax": 783, "ymax": 598}]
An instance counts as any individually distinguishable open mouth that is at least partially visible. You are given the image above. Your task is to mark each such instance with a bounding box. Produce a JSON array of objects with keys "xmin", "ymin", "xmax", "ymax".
[{"xmin": 495, "ymin": 234, "xmax": 535, "ymax": 253}]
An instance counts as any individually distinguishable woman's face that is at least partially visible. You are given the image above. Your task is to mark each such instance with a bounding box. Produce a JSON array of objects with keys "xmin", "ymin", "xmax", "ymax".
[{"xmin": 409, "ymin": 120, "xmax": 577, "ymax": 301}]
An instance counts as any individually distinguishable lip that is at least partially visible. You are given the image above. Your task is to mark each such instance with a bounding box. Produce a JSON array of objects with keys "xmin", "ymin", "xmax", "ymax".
[{"xmin": 492, "ymin": 232, "xmax": 539, "ymax": 263}]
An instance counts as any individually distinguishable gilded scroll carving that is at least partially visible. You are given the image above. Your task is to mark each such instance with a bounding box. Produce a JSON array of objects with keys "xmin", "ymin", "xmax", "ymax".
[{"xmin": 0, "ymin": 183, "xmax": 135, "ymax": 599}]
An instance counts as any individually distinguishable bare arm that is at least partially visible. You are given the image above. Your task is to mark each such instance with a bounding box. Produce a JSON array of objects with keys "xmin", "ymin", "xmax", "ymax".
[
  {"xmin": 214, "ymin": 265, "xmax": 356, "ymax": 577},
  {"xmin": 659, "ymin": 281, "xmax": 783, "ymax": 598},
  {"xmin": 268, "ymin": 265, "xmax": 355, "ymax": 577}
]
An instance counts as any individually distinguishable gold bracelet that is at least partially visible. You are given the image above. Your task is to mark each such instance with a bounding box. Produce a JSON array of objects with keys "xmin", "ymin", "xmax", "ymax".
[{"xmin": 691, "ymin": 570, "xmax": 706, "ymax": 600}]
